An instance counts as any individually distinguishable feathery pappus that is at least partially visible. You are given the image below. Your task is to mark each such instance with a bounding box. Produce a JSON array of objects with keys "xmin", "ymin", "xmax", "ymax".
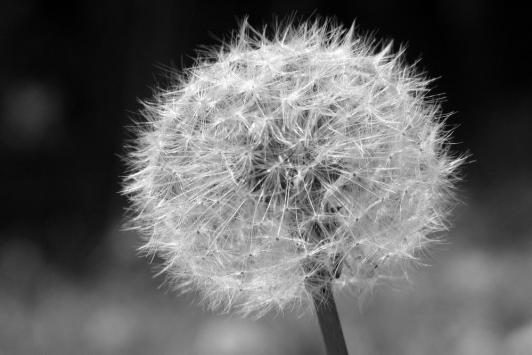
[{"xmin": 123, "ymin": 18, "xmax": 463, "ymax": 317}]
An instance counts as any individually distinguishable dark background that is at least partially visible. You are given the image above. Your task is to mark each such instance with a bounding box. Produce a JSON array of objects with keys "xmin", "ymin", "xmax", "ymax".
[{"xmin": 2, "ymin": 1, "xmax": 532, "ymax": 354}]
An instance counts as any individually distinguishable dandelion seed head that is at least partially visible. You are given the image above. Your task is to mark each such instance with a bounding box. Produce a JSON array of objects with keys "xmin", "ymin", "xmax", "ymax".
[{"xmin": 123, "ymin": 19, "xmax": 463, "ymax": 317}]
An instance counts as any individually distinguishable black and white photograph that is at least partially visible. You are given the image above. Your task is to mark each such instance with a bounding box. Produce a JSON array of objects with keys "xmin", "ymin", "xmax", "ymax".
[{"xmin": 1, "ymin": 1, "xmax": 531, "ymax": 354}]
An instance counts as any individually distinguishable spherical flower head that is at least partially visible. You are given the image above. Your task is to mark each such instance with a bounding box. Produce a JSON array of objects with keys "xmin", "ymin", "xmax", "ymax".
[{"xmin": 123, "ymin": 19, "xmax": 463, "ymax": 317}]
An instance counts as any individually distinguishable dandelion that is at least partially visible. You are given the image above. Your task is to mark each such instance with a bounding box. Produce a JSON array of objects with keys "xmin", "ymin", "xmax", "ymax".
[{"xmin": 123, "ymin": 18, "xmax": 463, "ymax": 354}]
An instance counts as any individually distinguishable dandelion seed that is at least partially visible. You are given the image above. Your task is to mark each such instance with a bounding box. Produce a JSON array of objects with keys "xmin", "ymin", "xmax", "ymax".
[{"xmin": 122, "ymin": 18, "xmax": 464, "ymax": 319}]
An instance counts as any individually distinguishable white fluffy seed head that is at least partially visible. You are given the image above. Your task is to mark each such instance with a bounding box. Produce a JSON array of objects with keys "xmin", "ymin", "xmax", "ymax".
[{"xmin": 123, "ymin": 19, "xmax": 463, "ymax": 317}]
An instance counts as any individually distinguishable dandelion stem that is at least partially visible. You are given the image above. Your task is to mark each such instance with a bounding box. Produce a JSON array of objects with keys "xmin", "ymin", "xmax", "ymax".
[{"xmin": 312, "ymin": 280, "xmax": 349, "ymax": 355}]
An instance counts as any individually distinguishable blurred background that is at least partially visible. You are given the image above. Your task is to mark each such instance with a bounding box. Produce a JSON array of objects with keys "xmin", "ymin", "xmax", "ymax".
[{"xmin": 1, "ymin": 0, "xmax": 532, "ymax": 354}]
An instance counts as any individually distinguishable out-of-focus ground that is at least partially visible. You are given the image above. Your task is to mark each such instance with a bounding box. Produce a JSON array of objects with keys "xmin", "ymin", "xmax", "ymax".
[{"xmin": 2, "ymin": 186, "xmax": 532, "ymax": 355}]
